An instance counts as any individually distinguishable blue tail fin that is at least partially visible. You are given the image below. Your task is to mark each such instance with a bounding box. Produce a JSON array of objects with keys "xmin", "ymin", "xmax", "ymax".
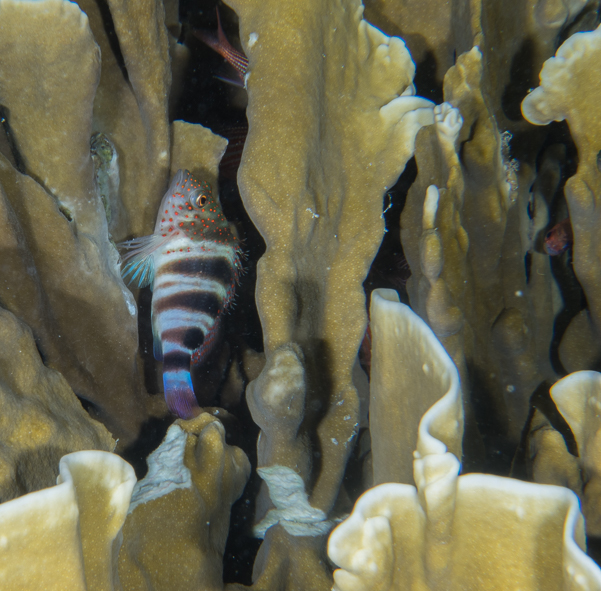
[{"xmin": 163, "ymin": 371, "xmax": 200, "ymax": 419}]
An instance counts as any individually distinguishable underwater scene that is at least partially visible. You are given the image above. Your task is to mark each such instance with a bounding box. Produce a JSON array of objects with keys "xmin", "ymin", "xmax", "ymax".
[{"xmin": 1, "ymin": 0, "xmax": 601, "ymax": 588}]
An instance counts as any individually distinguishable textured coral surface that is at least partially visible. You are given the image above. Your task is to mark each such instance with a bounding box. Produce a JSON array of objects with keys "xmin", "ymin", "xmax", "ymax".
[{"xmin": 1, "ymin": 0, "xmax": 601, "ymax": 589}]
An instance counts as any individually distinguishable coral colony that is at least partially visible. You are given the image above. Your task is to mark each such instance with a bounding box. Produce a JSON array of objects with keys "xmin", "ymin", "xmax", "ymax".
[{"xmin": 0, "ymin": 0, "xmax": 600, "ymax": 589}]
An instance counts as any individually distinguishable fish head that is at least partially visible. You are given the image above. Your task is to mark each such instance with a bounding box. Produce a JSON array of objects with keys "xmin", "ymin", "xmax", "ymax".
[
  {"xmin": 544, "ymin": 218, "xmax": 573, "ymax": 256},
  {"xmin": 156, "ymin": 169, "xmax": 237, "ymax": 246},
  {"xmin": 544, "ymin": 232, "xmax": 569, "ymax": 256}
]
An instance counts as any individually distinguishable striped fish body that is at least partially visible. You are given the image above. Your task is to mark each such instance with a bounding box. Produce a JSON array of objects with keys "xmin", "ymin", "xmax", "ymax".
[{"xmin": 120, "ymin": 170, "xmax": 241, "ymax": 419}]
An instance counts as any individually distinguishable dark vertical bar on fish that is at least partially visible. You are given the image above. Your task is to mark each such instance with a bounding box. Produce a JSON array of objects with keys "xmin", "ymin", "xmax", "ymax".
[{"xmin": 118, "ymin": 169, "xmax": 241, "ymax": 419}]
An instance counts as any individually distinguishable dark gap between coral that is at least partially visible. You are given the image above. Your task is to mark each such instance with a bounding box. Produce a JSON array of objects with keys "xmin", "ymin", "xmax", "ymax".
[{"xmin": 96, "ymin": 0, "xmax": 129, "ymax": 82}]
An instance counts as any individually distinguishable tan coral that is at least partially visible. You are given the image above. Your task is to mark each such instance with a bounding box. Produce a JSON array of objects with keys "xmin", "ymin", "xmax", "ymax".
[
  {"xmin": 0, "ymin": 450, "xmax": 135, "ymax": 591},
  {"xmin": 0, "ymin": 0, "xmax": 598, "ymax": 587},
  {"xmin": 0, "ymin": 0, "xmax": 156, "ymax": 445},
  {"xmin": 0, "ymin": 308, "xmax": 114, "ymax": 502},
  {"xmin": 364, "ymin": 0, "xmax": 455, "ymax": 83},
  {"xmin": 226, "ymin": 0, "xmax": 433, "ymax": 515},
  {"xmin": 369, "ymin": 288, "xmax": 463, "ymax": 486},
  {"xmin": 0, "ymin": 0, "xmax": 235, "ymax": 445},
  {"xmin": 0, "ymin": 152, "xmax": 148, "ymax": 446},
  {"xmin": 170, "ymin": 120, "xmax": 228, "ymax": 190},
  {"xmin": 118, "ymin": 413, "xmax": 250, "ymax": 591},
  {"xmin": 529, "ymin": 371, "xmax": 601, "ymax": 536},
  {"xmin": 81, "ymin": 0, "xmax": 172, "ymax": 240},
  {"xmin": 0, "ymin": 0, "xmax": 103, "ymax": 238},
  {"xmin": 329, "ymin": 293, "xmax": 601, "ymax": 591},
  {"xmin": 330, "ymin": 474, "xmax": 601, "ymax": 591},
  {"xmin": 401, "ymin": 47, "xmax": 556, "ymax": 452},
  {"xmin": 522, "ymin": 25, "xmax": 601, "ymax": 365},
  {"xmin": 221, "ymin": 0, "xmax": 434, "ymax": 583},
  {"xmin": 364, "ymin": 0, "xmax": 586, "ymax": 128},
  {"xmin": 528, "ymin": 408, "xmax": 582, "ymax": 499},
  {"xmin": 477, "ymin": 0, "xmax": 588, "ymax": 129},
  {"xmin": 239, "ymin": 345, "xmax": 336, "ymax": 586}
]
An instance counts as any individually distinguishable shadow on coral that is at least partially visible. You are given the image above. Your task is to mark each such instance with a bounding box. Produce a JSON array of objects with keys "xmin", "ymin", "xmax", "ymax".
[
  {"xmin": 121, "ymin": 415, "xmax": 173, "ymax": 479},
  {"xmin": 414, "ymin": 50, "xmax": 444, "ymax": 104},
  {"xmin": 501, "ymin": 37, "xmax": 536, "ymax": 122},
  {"xmin": 511, "ymin": 380, "xmax": 578, "ymax": 481},
  {"xmin": 464, "ymin": 363, "xmax": 516, "ymax": 475}
]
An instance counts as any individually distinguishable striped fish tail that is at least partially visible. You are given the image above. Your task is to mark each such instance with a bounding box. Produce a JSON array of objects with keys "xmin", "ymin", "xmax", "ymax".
[{"xmin": 162, "ymin": 366, "xmax": 200, "ymax": 419}]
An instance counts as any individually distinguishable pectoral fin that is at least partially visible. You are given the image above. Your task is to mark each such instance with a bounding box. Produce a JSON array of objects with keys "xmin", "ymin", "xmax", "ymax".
[{"xmin": 118, "ymin": 234, "xmax": 167, "ymax": 288}]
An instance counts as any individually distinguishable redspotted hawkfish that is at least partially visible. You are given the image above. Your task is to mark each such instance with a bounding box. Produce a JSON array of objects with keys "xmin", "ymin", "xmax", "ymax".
[
  {"xmin": 544, "ymin": 218, "xmax": 573, "ymax": 256},
  {"xmin": 119, "ymin": 170, "xmax": 241, "ymax": 419},
  {"xmin": 194, "ymin": 8, "xmax": 249, "ymax": 87}
]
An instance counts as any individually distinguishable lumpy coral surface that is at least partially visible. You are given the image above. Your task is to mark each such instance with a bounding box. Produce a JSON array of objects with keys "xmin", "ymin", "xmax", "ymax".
[{"xmin": 0, "ymin": 0, "xmax": 601, "ymax": 589}]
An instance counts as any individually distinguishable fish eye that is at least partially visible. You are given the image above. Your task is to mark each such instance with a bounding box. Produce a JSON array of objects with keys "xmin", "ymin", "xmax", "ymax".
[{"xmin": 190, "ymin": 183, "xmax": 211, "ymax": 209}]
